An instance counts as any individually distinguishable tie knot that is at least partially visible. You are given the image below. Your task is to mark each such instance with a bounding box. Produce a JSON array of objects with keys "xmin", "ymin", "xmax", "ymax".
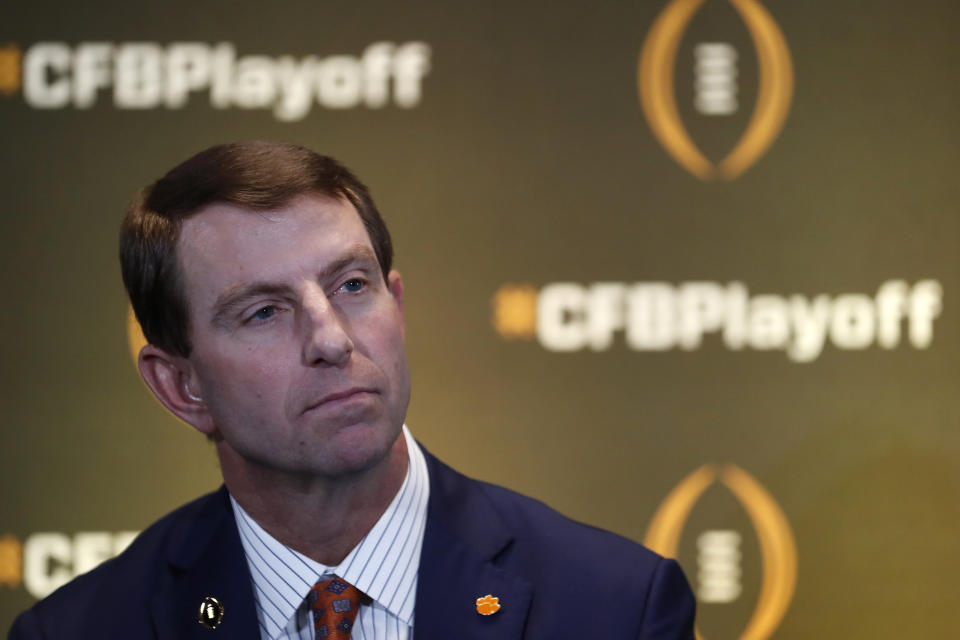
[{"xmin": 308, "ymin": 577, "xmax": 368, "ymax": 639}]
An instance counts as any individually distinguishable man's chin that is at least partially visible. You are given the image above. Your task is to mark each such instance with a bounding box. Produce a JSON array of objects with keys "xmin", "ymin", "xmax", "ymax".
[
  {"xmin": 218, "ymin": 420, "xmax": 404, "ymax": 482},
  {"xmin": 312, "ymin": 423, "xmax": 403, "ymax": 477}
]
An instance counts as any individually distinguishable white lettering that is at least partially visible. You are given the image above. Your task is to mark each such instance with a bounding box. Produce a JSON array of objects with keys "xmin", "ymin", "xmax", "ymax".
[
  {"xmin": 316, "ymin": 56, "xmax": 362, "ymax": 109},
  {"xmin": 72, "ymin": 43, "xmax": 113, "ymax": 108},
  {"xmin": 114, "ymin": 43, "xmax": 162, "ymax": 108},
  {"xmin": 625, "ymin": 284, "xmax": 675, "ymax": 350},
  {"xmin": 233, "ymin": 56, "xmax": 276, "ymax": 108},
  {"xmin": 677, "ymin": 283, "xmax": 725, "ymax": 349},
  {"xmin": 23, "ymin": 532, "xmax": 141, "ymax": 599},
  {"xmin": 586, "ymin": 283, "xmax": 626, "ymax": 350},
  {"xmin": 875, "ymin": 280, "xmax": 908, "ymax": 348},
  {"xmin": 209, "ymin": 43, "xmax": 235, "ymax": 108},
  {"xmin": 532, "ymin": 279, "xmax": 943, "ymax": 361},
  {"xmin": 748, "ymin": 295, "xmax": 790, "ymax": 349},
  {"xmin": 362, "ymin": 42, "xmax": 394, "ymax": 108},
  {"xmin": 721, "ymin": 281, "xmax": 748, "ymax": 350},
  {"xmin": 908, "ymin": 280, "xmax": 942, "ymax": 348},
  {"xmin": 23, "ymin": 533, "xmax": 72, "ymax": 599},
  {"xmin": 19, "ymin": 40, "xmax": 431, "ymax": 119},
  {"xmin": 393, "ymin": 42, "xmax": 431, "ymax": 107},
  {"xmin": 537, "ymin": 283, "xmax": 587, "ymax": 351},
  {"xmin": 830, "ymin": 294, "xmax": 875, "ymax": 349},
  {"xmin": 23, "ymin": 43, "xmax": 71, "ymax": 108},
  {"xmin": 787, "ymin": 294, "xmax": 831, "ymax": 362},
  {"xmin": 72, "ymin": 532, "xmax": 113, "ymax": 576},
  {"xmin": 165, "ymin": 43, "xmax": 211, "ymax": 108},
  {"xmin": 273, "ymin": 56, "xmax": 316, "ymax": 122}
]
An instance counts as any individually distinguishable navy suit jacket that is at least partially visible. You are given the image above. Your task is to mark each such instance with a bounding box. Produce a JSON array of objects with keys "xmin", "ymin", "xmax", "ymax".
[{"xmin": 9, "ymin": 449, "xmax": 695, "ymax": 638}]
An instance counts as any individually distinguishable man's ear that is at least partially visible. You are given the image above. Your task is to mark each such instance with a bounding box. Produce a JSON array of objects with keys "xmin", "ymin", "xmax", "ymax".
[
  {"xmin": 137, "ymin": 344, "xmax": 217, "ymax": 437},
  {"xmin": 387, "ymin": 270, "xmax": 405, "ymax": 313}
]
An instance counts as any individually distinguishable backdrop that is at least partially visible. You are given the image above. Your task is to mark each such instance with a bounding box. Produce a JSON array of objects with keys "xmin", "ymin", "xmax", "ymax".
[{"xmin": 1, "ymin": 1, "xmax": 957, "ymax": 637}]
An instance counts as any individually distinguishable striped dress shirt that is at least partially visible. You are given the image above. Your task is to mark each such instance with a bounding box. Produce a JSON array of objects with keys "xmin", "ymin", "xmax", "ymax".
[{"xmin": 230, "ymin": 426, "xmax": 430, "ymax": 640}]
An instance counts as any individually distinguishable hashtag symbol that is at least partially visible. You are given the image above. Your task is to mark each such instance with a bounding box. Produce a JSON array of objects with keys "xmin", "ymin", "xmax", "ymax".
[
  {"xmin": 0, "ymin": 534, "xmax": 23, "ymax": 588},
  {"xmin": 0, "ymin": 44, "xmax": 22, "ymax": 95},
  {"xmin": 492, "ymin": 284, "xmax": 538, "ymax": 339}
]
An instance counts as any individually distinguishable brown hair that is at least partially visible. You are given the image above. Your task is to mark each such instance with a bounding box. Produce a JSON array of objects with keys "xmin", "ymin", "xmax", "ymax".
[{"xmin": 119, "ymin": 141, "xmax": 393, "ymax": 357}]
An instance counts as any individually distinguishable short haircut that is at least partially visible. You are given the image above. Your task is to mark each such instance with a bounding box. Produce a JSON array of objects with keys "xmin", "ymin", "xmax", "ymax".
[{"xmin": 119, "ymin": 141, "xmax": 393, "ymax": 357}]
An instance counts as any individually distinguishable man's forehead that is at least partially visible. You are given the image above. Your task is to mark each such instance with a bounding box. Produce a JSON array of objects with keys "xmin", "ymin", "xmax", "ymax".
[
  {"xmin": 182, "ymin": 192, "xmax": 354, "ymax": 233},
  {"xmin": 175, "ymin": 193, "xmax": 372, "ymax": 295},
  {"xmin": 178, "ymin": 193, "xmax": 364, "ymax": 254}
]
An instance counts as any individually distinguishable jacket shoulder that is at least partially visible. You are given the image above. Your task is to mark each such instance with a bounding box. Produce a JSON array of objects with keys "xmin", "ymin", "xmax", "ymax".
[
  {"xmin": 479, "ymin": 478, "xmax": 664, "ymax": 573},
  {"xmin": 423, "ymin": 449, "xmax": 696, "ymax": 636},
  {"xmin": 426, "ymin": 448, "xmax": 679, "ymax": 583}
]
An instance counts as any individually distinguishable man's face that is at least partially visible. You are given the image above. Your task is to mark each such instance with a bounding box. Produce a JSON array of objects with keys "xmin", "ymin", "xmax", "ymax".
[{"xmin": 175, "ymin": 193, "xmax": 410, "ymax": 479}]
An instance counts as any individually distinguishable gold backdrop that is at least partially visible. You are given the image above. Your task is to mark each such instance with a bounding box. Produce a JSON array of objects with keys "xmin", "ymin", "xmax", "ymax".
[{"xmin": 1, "ymin": 1, "xmax": 957, "ymax": 637}]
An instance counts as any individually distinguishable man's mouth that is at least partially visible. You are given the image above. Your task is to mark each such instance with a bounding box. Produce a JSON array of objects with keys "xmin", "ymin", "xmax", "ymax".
[{"xmin": 304, "ymin": 387, "xmax": 376, "ymax": 413}]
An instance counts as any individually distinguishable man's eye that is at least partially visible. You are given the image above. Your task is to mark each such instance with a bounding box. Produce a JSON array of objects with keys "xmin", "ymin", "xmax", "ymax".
[
  {"xmin": 251, "ymin": 306, "xmax": 276, "ymax": 321},
  {"xmin": 340, "ymin": 279, "xmax": 365, "ymax": 293}
]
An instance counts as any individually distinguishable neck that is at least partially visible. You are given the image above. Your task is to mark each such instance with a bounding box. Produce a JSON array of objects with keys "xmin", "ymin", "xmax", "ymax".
[{"xmin": 219, "ymin": 434, "xmax": 409, "ymax": 566}]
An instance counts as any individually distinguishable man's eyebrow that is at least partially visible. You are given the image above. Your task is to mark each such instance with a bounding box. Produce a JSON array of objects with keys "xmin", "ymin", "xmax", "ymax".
[
  {"xmin": 211, "ymin": 283, "xmax": 294, "ymax": 327},
  {"xmin": 209, "ymin": 245, "xmax": 381, "ymax": 326},
  {"xmin": 317, "ymin": 245, "xmax": 380, "ymax": 284}
]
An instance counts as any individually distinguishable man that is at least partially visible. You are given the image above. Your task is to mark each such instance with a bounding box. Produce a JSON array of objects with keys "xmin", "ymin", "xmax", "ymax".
[{"xmin": 8, "ymin": 142, "xmax": 695, "ymax": 639}]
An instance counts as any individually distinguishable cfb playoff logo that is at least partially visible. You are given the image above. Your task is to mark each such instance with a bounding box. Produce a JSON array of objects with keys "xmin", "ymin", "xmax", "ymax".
[
  {"xmin": 0, "ymin": 531, "xmax": 138, "ymax": 600},
  {"xmin": 638, "ymin": 0, "xmax": 793, "ymax": 180},
  {"xmin": 492, "ymin": 279, "xmax": 943, "ymax": 363},
  {"xmin": 0, "ymin": 40, "xmax": 430, "ymax": 121},
  {"xmin": 644, "ymin": 465, "xmax": 797, "ymax": 640}
]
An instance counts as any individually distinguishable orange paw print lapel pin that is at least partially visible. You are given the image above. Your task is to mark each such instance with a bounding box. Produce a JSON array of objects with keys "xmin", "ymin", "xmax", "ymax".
[{"xmin": 476, "ymin": 594, "xmax": 501, "ymax": 616}]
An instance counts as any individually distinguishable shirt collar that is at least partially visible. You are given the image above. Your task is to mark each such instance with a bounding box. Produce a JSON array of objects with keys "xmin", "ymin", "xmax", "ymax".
[{"xmin": 231, "ymin": 425, "xmax": 430, "ymax": 634}]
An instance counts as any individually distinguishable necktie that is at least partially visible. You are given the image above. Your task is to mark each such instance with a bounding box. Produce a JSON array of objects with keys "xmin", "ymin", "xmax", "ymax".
[{"xmin": 307, "ymin": 576, "xmax": 368, "ymax": 640}]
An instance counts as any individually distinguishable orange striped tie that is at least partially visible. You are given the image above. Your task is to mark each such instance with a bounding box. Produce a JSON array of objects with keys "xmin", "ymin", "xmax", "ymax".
[{"xmin": 307, "ymin": 576, "xmax": 368, "ymax": 640}]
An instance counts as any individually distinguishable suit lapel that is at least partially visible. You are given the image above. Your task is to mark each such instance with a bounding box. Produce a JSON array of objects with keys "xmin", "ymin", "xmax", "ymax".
[
  {"xmin": 415, "ymin": 449, "xmax": 533, "ymax": 639},
  {"xmin": 146, "ymin": 453, "xmax": 535, "ymax": 639},
  {"xmin": 150, "ymin": 488, "xmax": 261, "ymax": 640}
]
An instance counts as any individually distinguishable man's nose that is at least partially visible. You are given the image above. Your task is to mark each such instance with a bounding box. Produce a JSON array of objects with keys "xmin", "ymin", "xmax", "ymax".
[{"xmin": 301, "ymin": 291, "xmax": 354, "ymax": 367}]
